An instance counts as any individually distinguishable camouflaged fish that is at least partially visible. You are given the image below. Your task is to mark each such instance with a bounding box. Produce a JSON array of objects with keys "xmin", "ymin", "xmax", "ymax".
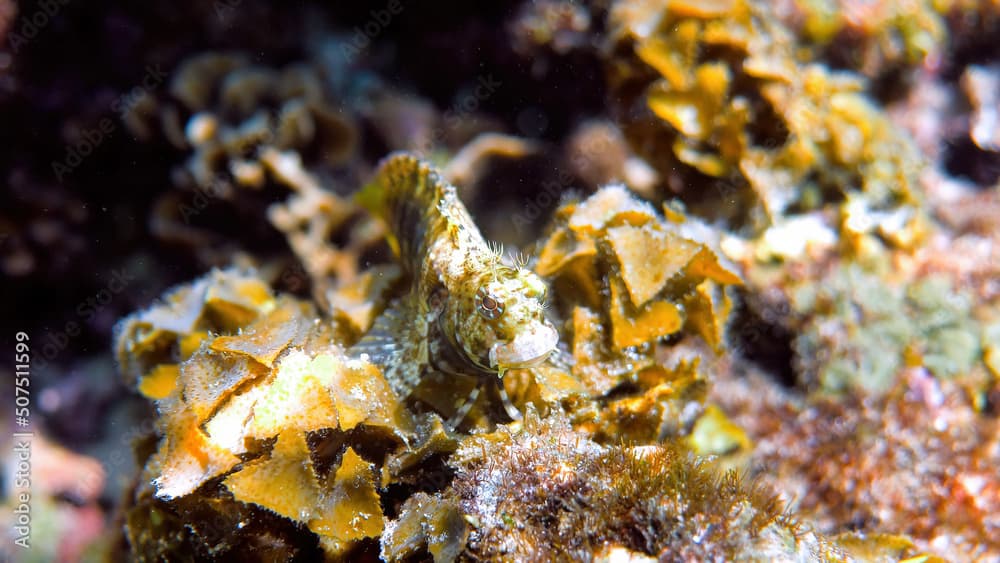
[{"xmin": 353, "ymin": 153, "xmax": 558, "ymax": 412}]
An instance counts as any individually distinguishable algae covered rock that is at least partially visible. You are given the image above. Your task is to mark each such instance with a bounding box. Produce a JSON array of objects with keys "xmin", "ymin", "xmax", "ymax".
[
  {"xmin": 113, "ymin": 157, "xmax": 926, "ymax": 562},
  {"xmin": 116, "ymin": 268, "xmax": 415, "ymax": 558},
  {"xmin": 450, "ymin": 412, "xmax": 843, "ymax": 561},
  {"xmin": 606, "ymin": 0, "xmax": 926, "ymax": 245}
]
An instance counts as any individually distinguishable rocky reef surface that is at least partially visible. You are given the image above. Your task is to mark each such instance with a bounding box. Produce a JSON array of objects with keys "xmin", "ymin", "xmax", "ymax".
[{"xmin": 1, "ymin": 0, "xmax": 999, "ymax": 561}]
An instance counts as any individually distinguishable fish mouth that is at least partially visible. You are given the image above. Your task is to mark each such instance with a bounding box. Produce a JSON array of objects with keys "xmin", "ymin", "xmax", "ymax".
[{"xmin": 488, "ymin": 322, "xmax": 559, "ymax": 372}]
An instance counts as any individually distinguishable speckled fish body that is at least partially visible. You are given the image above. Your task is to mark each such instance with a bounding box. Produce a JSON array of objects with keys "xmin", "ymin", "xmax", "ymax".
[{"xmin": 354, "ymin": 153, "xmax": 558, "ymax": 398}]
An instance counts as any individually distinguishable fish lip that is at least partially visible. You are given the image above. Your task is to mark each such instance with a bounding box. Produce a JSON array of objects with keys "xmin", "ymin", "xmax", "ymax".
[{"xmin": 488, "ymin": 322, "xmax": 559, "ymax": 371}]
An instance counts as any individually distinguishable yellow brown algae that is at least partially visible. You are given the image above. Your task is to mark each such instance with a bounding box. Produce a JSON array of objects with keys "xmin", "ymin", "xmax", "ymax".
[
  {"xmin": 537, "ymin": 184, "xmax": 740, "ymax": 395},
  {"xmin": 135, "ymin": 52, "xmax": 380, "ymax": 301},
  {"xmin": 605, "ymin": 0, "xmax": 926, "ymax": 245},
  {"xmin": 782, "ymin": 0, "xmax": 946, "ymax": 79},
  {"xmin": 380, "ymin": 491, "xmax": 468, "ymax": 562},
  {"xmin": 114, "ymin": 166, "xmax": 800, "ymax": 559},
  {"xmin": 115, "ymin": 268, "xmax": 418, "ymax": 558},
  {"xmin": 353, "ymin": 153, "xmax": 558, "ymax": 422}
]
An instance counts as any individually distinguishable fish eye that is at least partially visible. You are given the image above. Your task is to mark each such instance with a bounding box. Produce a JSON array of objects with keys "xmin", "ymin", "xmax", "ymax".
[{"xmin": 476, "ymin": 286, "xmax": 505, "ymax": 320}]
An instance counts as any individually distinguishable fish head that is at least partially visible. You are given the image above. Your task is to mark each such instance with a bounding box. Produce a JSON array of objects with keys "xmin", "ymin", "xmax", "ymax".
[{"xmin": 448, "ymin": 265, "xmax": 558, "ymax": 375}]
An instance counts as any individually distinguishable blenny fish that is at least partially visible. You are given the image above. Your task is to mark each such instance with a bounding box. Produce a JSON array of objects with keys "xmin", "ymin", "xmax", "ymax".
[{"xmin": 353, "ymin": 153, "xmax": 558, "ymax": 420}]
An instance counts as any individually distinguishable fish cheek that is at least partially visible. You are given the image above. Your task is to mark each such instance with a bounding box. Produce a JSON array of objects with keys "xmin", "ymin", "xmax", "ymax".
[{"xmin": 463, "ymin": 314, "xmax": 499, "ymax": 366}]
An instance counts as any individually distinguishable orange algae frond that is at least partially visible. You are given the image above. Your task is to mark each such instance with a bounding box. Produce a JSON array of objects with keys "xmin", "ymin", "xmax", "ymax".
[
  {"xmin": 606, "ymin": 224, "xmax": 701, "ymax": 307},
  {"xmin": 225, "ymin": 438, "xmax": 385, "ymax": 556},
  {"xmin": 541, "ymin": 184, "xmax": 740, "ymax": 357},
  {"xmin": 380, "ymin": 492, "xmax": 468, "ymax": 562},
  {"xmin": 114, "ymin": 269, "xmax": 279, "ymax": 388},
  {"xmin": 137, "ymin": 364, "xmax": 178, "ymax": 400},
  {"xmin": 223, "ymin": 430, "xmax": 322, "ymax": 524},
  {"xmin": 580, "ymin": 361, "xmax": 708, "ymax": 445},
  {"xmin": 116, "ymin": 268, "xmax": 418, "ymax": 557},
  {"xmin": 606, "ymin": 0, "xmax": 928, "ymax": 244},
  {"xmin": 608, "ymin": 275, "xmax": 684, "ymax": 349},
  {"xmin": 310, "ymin": 447, "xmax": 385, "ymax": 554}
]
